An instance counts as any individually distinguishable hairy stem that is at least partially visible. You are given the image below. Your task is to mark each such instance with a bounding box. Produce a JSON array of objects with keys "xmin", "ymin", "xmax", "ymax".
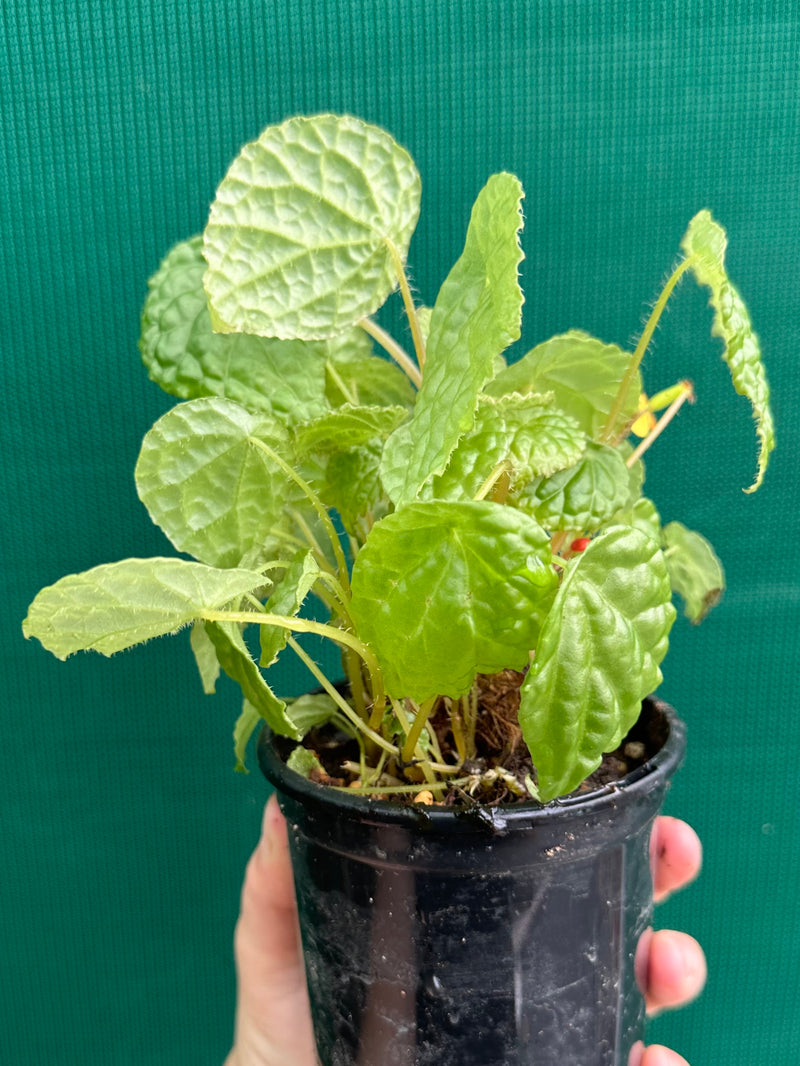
[
  {"xmin": 386, "ymin": 238, "xmax": 427, "ymax": 370},
  {"xmin": 601, "ymin": 256, "xmax": 696, "ymax": 443},
  {"xmin": 285, "ymin": 636, "xmax": 396, "ymax": 756},
  {"xmin": 249, "ymin": 438, "xmax": 350, "ymax": 590},
  {"xmin": 360, "ymin": 318, "xmax": 423, "ymax": 388}
]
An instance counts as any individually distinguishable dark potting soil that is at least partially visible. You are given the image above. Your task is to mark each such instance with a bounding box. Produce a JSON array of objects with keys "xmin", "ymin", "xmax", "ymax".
[{"xmin": 277, "ymin": 670, "xmax": 669, "ymax": 806}]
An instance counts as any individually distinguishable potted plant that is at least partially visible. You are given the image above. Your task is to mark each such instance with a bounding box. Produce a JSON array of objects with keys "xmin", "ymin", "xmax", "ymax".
[{"xmin": 23, "ymin": 114, "xmax": 774, "ymax": 1065}]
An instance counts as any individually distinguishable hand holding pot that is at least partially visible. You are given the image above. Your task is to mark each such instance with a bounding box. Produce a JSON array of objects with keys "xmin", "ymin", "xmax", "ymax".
[{"xmin": 223, "ymin": 798, "xmax": 705, "ymax": 1066}]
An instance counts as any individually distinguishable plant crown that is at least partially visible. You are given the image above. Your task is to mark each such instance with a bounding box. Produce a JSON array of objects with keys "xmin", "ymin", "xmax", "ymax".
[{"xmin": 23, "ymin": 114, "xmax": 775, "ymax": 802}]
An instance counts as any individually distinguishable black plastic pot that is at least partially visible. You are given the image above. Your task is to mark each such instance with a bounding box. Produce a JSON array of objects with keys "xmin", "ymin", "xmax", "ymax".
[{"xmin": 257, "ymin": 696, "xmax": 685, "ymax": 1066}]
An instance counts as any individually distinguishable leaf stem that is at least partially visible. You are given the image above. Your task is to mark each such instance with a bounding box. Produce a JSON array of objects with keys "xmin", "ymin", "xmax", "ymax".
[
  {"xmin": 249, "ymin": 438, "xmax": 350, "ymax": 591},
  {"xmin": 360, "ymin": 318, "xmax": 422, "ymax": 388},
  {"xmin": 474, "ymin": 460, "xmax": 512, "ymax": 502},
  {"xmin": 625, "ymin": 381, "xmax": 695, "ymax": 467},
  {"xmin": 386, "ymin": 238, "xmax": 427, "ymax": 370},
  {"xmin": 401, "ymin": 697, "xmax": 438, "ymax": 764},
  {"xmin": 203, "ymin": 608, "xmax": 385, "ymax": 716},
  {"xmin": 285, "ymin": 636, "xmax": 396, "ymax": 756},
  {"xmin": 601, "ymin": 256, "xmax": 696, "ymax": 443}
]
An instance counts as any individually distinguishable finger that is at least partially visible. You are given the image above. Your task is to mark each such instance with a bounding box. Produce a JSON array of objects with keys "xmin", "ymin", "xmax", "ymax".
[
  {"xmin": 635, "ymin": 928, "xmax": 707, "ymax": 1014},
  {"xmin": 650, "ymin": 817, "xmax": 702, "ymax": 903},
  {"xmin": 629, "ymin": 1040, "xmax": 690, "ymax": 1066},
  {"xmin": 234, "ymin": 794, "xmax": 304, "ymax": 990}
]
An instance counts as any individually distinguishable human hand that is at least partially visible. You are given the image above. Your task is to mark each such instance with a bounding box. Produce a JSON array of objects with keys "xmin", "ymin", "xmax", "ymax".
[{"xmin": 224, "ymin": 799, "xmax": 705, "ymax": 1066}]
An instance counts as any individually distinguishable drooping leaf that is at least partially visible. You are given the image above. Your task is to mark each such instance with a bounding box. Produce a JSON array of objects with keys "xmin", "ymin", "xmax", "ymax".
[
  {"xmin": 350, "ymin": 501, "xmax": 557, "ymax": 701},
  {"xmin": 233, "ymin": 699, "xmax": 261, "ymax": 772},
  {"xmin": 203, "ymin": 114, "xmax": 421, "ymax": 339},
  {"xmin": 22, "ymin": 558, "xmax": 267, "ymax": 660},
  {"xmin": 139, "ymin": 235, "xmax": 330, "ymax": 421},
  {"xmin": 321, "ymin": 442, "xmax": 390, "ymax": 538},
  {"xmin": 519, "ymin": 526, "xmax": 675, "ymax": 801},
  {"xmin": 681, "ymin": 210, "xmax": 775, "ymax": 491},
  {"xmin": 294, "ymin": 404, "xmax": 409, "ymax": 457},
  {"xmin": 485, "ymin": 331, "xmax": 641, "ymax": 439},
  {"xmin": 205, "ymin": 621, "xmax": 300, "ymax": 739},
  {"xmin": 135, "ymin": 396, "xmax": 295, "ymax": 568},
  {"xmin": 662, "ymin": 521, "xmax": 725, "ymax": 623},
  {"xmin": 431, "ymin": 393, "xmax": 585, "ymax": 500},
  {"xmin": 190, "ymin": 619, "xmax": 220, "ymax": 693},
  {"xmin": 520, "ymin": 441, "xmax": 632, "ymax": 532},
  {"xmin": 325, "ymin": 342, "xmax": 416, "ymax": 408},
  {"xmin": 259, "ymin": 551, "xmax": 321, "ymax": 667},
  {"xmin": 382, "ymin": 173, "xmax": 525, "ymax": 504}
]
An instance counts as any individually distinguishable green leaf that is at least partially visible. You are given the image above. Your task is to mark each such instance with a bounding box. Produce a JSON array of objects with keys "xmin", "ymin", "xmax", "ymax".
[
  {"xmin": 485, "ymin": 331, "xmax": 641, "ymax": 439},
  {"xmin": 22, "ymin": 558, "xmax": 267, "ymax": 660},
  {"xmin": 135, "ymin": 397, "xmax": 295, "ymax": 568},
  {"xmin": 259, "ymin": 551, "xmax": 321, "ymax": 667},
  {"xmin": 203, "ymin": 114, "xmax": 421, "ymax": 339},
  {"xmin": 139, "ymin": 235, "xmax": 330, "ymax": 421},
  {"xmin": 294, "ymin": 404, "xmax": 409, "ymax": 457},
  {"xmin": 325, "ymin": 342, "xmax": 416, "ymax": 408},
  {"xmin": 611, "ymin": 496, "xmax": 662, "ymax": 544},
  {"xmin": 681, "ymin": 210, "xmax": 775, "ymax": 492},
  {"xmin": 205, "ymin": 621, "xmax": 300, "ymax": 739},
  {"xmin": 662, "ymin": 521, "xmax": 725, "ymax": 623},
  {"xmin": 519, "ymin": 526, "xmax": 675, "ymax": 801},
  {"xmin": 431, "ymin": 393, "xmax": 586, "ymax": 500},
  {"xmin": 520, "ymin": 441, "xmax": 632, "ymax": 532},
  {"xmin": 382, "ymin": 173, "xmax": 525, "ymax": 504},
  {"xmin": 190, "ymin": 620, "xmax": 220, "ymax": 694},
  {"xmin": 233, "ymin": 700, "xmax": 261, "ymax": 772},
  {"xmin": 321, "ymin": 443, "xmax": 390, "ymax": 538},
  {"xmin": 285, "ymin": 692, "xmax": 341, "ymax": 736},
  {"xmin": 286, "ymin": 746, "xmax": 325, "ymax": 779},
  {"xmin": 350, "ymin": 501, "xmax": 557, "ymax": 701}
]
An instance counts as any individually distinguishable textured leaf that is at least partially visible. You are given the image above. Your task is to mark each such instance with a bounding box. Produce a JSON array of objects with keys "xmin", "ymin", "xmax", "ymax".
[
  {"xmin": 485, "ymin": 331, "xmax": 641, "ymax": 439},
  {"xmin": 139, "ymin": 235, "xmax": 330, "ymax": 420},
  {"xmin": 681, "ymin": 210, "xmax": 775, "ymax": 491},
  {"xmin": 259, "ymin": 551, "xmax": 321, "ymax": 666},
  {"xmin": 205, "ymin": 620, "xmax": 299, "ymax": 739},
  {"xmin": 382, "ymin": 173, "xmax": 524, "ymax": 504},
  {"xmin": 350, "ymin": 501, "xmax": 557, "ymax": 701},
  {"xmin": 519, "ymin": 526, "xmax": 675, "ymax": 801},
  {"xmin": 22, "ymin": 558, "xmax": 266, "ymax": 660},
  {"xmin": 203, "ymin": 114, "xmax": 421, "ymax": 339},
  {"xmin": 662, "ymin": 521, "xmax": 725, "ymax": 623},
  {"xmin": 520, "ymin": 441, "xmax": 631, "ymax": 532},
  {"xmin": 294, "ymin": 404, "xmax": 409, "ymax": 456},
  {"xmin": 325, "ymin": 342, "xmax": 416, "ymax": 408},
  {"xmin": 135, "ymin": 397, "xmax": 295, "ymax": 568},
  {"xmin": 611, "ymin": 496, "xmax": 662, "ymax": 544},
  {"xmin": 321, "ymin": 442, "xmax": 390, "ymax": 537},
  {"xmin": 190, "ymin": 619, "xmax": 220, "ymax": 694},
  {"xmin": 431, "ymin": 393, "xmax": 585, "ymax": 500}
]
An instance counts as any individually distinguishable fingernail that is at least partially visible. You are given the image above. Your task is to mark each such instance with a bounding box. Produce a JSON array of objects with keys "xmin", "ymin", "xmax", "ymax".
[
  {"xmin": 260, "ymin": 793, "xmax": 281, "ymax": 856},
  {"xmin": 628, "ymin": 1039, "xmax": 645, "ymax": 1066}
]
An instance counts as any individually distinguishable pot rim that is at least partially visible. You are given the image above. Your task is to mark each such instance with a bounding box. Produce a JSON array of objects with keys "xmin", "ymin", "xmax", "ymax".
[{"xmin": 257, "ymin": 695, "xmax": 686, "ymax": 833}]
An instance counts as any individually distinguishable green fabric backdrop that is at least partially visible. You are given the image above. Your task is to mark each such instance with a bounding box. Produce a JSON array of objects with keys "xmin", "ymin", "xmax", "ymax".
[{"xmin": 3, "ymin": 3, "xmax": 798, "ymax": 1062}]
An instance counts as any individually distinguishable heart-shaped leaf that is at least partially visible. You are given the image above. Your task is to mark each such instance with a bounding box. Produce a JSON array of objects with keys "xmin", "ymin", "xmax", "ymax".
[
  {"xmin": 135, "ymin": 397, "xmax": 295, "ymax": 568},
  {"xmin": 350, "ymin": 500, "xmax": 557, "ymax": 701}
]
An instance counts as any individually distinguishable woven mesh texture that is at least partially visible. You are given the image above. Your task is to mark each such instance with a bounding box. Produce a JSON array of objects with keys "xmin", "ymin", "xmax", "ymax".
[{"xmin": 3, "ymin": 3, "xmax": 799, "ymax": 1062}]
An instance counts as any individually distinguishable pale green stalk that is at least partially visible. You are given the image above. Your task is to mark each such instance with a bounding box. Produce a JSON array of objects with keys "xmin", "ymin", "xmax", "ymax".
[
  {"xmin": 360, "ymin": 317, "xmax": 423, "ymax": 387},
  {"xmin": 386, "ymin": 237, "xmax": 427, "ymax": 369}
]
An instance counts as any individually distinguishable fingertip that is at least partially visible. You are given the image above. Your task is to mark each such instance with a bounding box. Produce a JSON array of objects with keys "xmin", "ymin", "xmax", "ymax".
[
  {"xmin": 640, "ymin": 1045, "xmax": 690, "ymax": 1066},
  {"xmin": 644, "ymin": 929, "xmax": 707, "ymax": 1013},
  {"xmin": 651, "ymin": 817, "xmax": 703, "ymax": 902}
]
